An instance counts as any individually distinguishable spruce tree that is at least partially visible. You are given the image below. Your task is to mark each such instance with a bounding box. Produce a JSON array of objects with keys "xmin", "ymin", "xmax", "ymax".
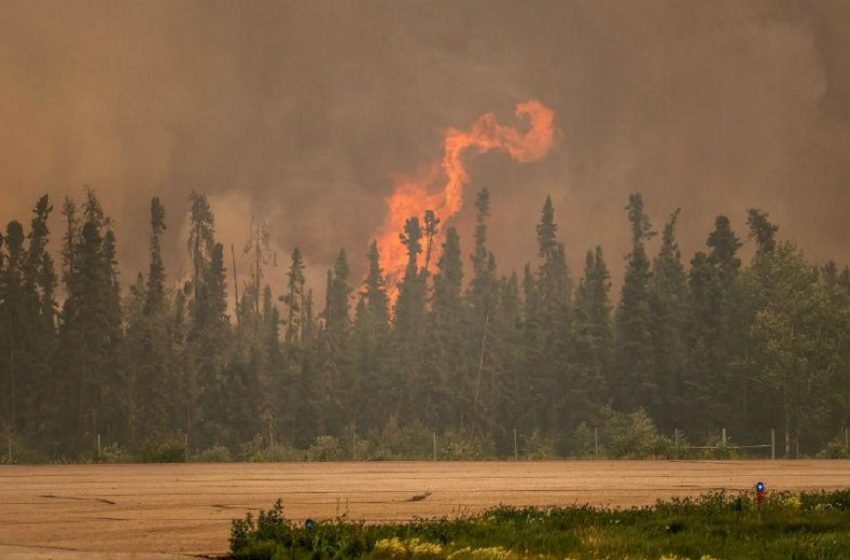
[
  {"xmin": 613, "ymin": 193, "xmax": 656, "ymax": 413},
  {"xmin": 351, "ymin": 242, "xmax": 392, "ymax": 432},
  {"xmin": 393, "ymin": 216, "xmax": 428, "ymax": 422},
  {"xmin": 422, "ymin": 227, "xmax": 466, "ymax": 431},
  {"xmin": 572, "ymin": 247, "xmax": 612, "ymax": 426},
  {"xmin": 649, "ymin": 210, "xmax": 688, "ymax": 429}
]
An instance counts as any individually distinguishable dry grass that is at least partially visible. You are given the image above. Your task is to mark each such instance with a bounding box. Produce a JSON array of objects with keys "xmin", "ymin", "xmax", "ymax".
[{"xmin": 1, "ymin": 460, "xmax": 849, "ymax": 558}]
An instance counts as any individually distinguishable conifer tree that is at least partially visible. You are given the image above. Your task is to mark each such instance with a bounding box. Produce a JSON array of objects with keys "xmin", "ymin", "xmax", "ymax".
[
  {"xmin": 351, "ymin": 242, "xmax": 392, "ymax": 432},
  {"xmin": 687, "ymin": 215, "xmax": 744, "ymax": 435},
  {"xmin": 649, "ymin": 210, "xmax": 688, "ymax": 429},
  {"xmin": 572, "ymin": 247, "xmax": 612, "ymax": 426},
  {"xmin": 126, "ymin": 197, "xmax": 175, "ymax": 444},
  {"xmin": 422, "ymin": 227, "xmax": 466, "ymax": 430},
  {"xmin": 319, "ymin": 249, "xmax": 352, "ymax": 434},
  {"xmin": 614, "ymin": 193, "xmax": 656, "ymax": 413},
  {"xmin": 55, "ymin": 190, "xmax": 126, "ymax": 452},
  {"xmin": 393, "ymin": 216, "xmax": 428, "ymax": 421}
]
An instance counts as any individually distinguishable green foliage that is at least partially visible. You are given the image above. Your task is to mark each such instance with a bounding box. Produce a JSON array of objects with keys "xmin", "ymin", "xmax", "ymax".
[
  {"xmin": 192, "ymin": 444, "xmax": 233, "ymax": 463},
  {"xmin": 817, "ymin": 432, "xmax": 850, "ymax": 459},
  {"xmin": 5, "ymin": 189, "xmax": 850, "ymax": 463},
  {"xmin": 602, "ymin": 408, "xmax": 670, "ymax": 459},
  {"xmin": 523, "ymin": 429, "xmax": 558, "ymax": 460},
  {"xmin": 568, "ymin": 422, "xmax": 596, "ymax": 458},
  {"xmin": 440, "ymin": 431, "xmax": 491, "ymax": 460},
  {"xmin": 231, "ymin": 491, "xmax": 850, "ymax": 559},
  {"xmin": 138, "ymin": 435, "xmax": 186, "ymax": 463},
  {"xmin": 307, "ymin": 436, "xmax": 345, "ymax": 462}
]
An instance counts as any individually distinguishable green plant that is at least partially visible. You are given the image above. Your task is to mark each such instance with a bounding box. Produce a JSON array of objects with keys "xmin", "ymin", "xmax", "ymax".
[
  {"xmin": 817, "ymin": 432, "xmax": 850, "ymax": 459},
  {"xmin": 192, "ymin": 444, "xmax": 232, "ymax": 463},
  {"xmin": 231, "ymin": 489, "xmax": 850, "ymax": 560},
  {"xmin": 524, "ymin": 429, "xmax": 558, "ymax": 460},
  {"xmin": 307, "ymin": 436, "xmax": 344, "ymax": 462},
  {"xmin": 138, "ymin": 435, "xmax": 186, "ymax": 463}
]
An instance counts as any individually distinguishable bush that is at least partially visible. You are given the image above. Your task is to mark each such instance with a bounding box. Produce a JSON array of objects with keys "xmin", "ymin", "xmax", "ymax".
[
  {"xmin": 98, "ymin": 442, "xmax": 133, "ymax": 464},
  {"xmin": 192, "ymin": 444, "xmax": 233, "ymax": 463},
  {"xmin": 817, "ymin": 432, "xmax": 850, "ymax": 459},
  {"xmin": 307, "ymin": 435, "xmax": 344, "ymax": 461},
  {"xmin": 524, "ymin": 429, "xmax": 558, "ymax": 460},
  {"xmin": 138, "ymin": 435, "xmax": 186, "ymax": 463},
  {"xmin": 441, "ymin": 431, "xmax": 492, "ymax": 460},
  {"xmin": 241, "ymin": 435, "xmax": 305, "ymax": 462},
  {"xmin": 700, "ymin": 431, "xmax": 739, "ymax": 459},
  {"xmin": 569, "ymin": 422, "xmax": 597, "ymax": 458},
  {"xmin": 604, "ymin": 408, "xmax": 670, "ymax": 459},
  {"xmin": 360, "ymin": 417, "xmax": 434, "ymax": 460}
]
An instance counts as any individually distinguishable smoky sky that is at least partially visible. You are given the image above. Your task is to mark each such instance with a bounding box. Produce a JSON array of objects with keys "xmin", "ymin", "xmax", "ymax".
[{"xmin": 1, "ymin": 0, "xmax": 849, "ymax": 295}]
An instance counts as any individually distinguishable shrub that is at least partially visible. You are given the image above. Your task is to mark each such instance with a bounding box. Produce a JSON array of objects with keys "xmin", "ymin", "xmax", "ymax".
[
  {"xmin": 192, "ymin": 444, "xmax": 233, "ymax": 463},
  {"xmin": 441, "ymin": 431, "xmax": 492, "ymax": 460},
  {"xmin": 569, "ymin": 422, "xmax": 597, "ymax": 458},
  {"xmin": 240, "ymin": 435, "xmax": 305, "ymax": 462},
  {"xmin": 97, "ymin": 443, "xmax": 133, "ymax": 464},
  {"xmin": 524, "ymin": 429, "xmax": 558, "ymax": 460},
  {"xmin": 138, "ymin": 435, "xmax": 186, "ymax": 463},
  {"xmin": 817, "ymin": 432, "xmax": 850, "ymax": 459},
  {"xmin": 307, "ymin": 435, "xmax": 344, "ymax": 461},
  {"xmin": 604, "ymin": 408, "xmax": 670, "ymax": 458},
  {"xmin": 700, "ymin": 431, "xmax": 739, "ymax": 459}
]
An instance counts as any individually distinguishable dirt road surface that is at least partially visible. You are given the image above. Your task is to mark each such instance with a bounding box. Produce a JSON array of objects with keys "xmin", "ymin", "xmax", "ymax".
[{"xmin": 2, "ymin": 460, "xmax": 849, "ymax": 559}]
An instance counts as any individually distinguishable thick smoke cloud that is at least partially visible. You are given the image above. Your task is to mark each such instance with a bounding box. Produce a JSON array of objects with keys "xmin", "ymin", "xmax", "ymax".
[{"xmin": 1, "ymin": 0, "xmax": 848, "ymax": 293}]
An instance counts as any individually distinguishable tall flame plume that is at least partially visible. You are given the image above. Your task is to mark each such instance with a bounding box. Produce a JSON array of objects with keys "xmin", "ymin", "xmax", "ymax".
[{"xmin": 374, "ymin": 100, "xmax": 555, "ymax": 291}]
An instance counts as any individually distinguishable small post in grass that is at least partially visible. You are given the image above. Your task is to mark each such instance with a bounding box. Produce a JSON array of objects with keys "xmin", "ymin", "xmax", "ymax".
[
  {"xmin": 97, "ymin": 434, "xmax": 102, "ymax": 461},
  {"xmin": 513, "ymin": 429, "xmax": 519, "ymax": 461},
  {"xmin": 755, "ymin": 481, "xmax": 766, "ymax": 509},
  {"xmin": 184, "ymin": 432, "xmax": 189, "ymax": 463}
]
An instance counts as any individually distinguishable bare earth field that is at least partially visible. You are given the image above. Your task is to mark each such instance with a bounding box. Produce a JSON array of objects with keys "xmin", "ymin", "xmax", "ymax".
[{"xmin": 1, "ymin": 460, "xmax": 849, "ymax": 559}]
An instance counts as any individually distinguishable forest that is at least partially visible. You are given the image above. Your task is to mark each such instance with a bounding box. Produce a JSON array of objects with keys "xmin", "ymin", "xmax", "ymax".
[{"xmin": 1, "ymin": 188, "xmax": 849, "ymax": 462}]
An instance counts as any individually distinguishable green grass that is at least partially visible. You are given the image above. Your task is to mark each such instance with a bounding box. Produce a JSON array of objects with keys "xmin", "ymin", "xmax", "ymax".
[{"xmin": 229, "ymin": 490, "xmax": 850, "ymax": 560}]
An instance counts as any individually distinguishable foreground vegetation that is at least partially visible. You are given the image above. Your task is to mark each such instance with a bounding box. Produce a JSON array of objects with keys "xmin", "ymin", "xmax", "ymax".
[{"xmin": 229, "ymin": 490, "xmax": 850, "ymax": 560}]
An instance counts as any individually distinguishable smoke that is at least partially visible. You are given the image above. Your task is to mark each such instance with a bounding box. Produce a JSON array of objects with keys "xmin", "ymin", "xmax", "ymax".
[{"xmin": 0, "ymin": 0, "xmax": 849, "ymax": 297}]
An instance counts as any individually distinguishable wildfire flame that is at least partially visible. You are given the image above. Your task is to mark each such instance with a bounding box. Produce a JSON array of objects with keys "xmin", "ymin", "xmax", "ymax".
[{"xmin": 375, "ymin": 100, "xmax": 556, "ymax": 293}]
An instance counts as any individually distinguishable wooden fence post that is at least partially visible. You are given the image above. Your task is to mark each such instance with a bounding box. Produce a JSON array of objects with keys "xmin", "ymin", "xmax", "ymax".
[
  {"xmin": 673, "ymin": 428, "xmax": 679, "ymax": 458},
  {"xmin": 771, "ymin": 429, "xmax": 776, "ymax": 460},
  {"xmin": 594, "ymin": 428, "xmax": 599, "ymax": 458},
  {"xmin": 513, "ymin": 429, "xmax": 518, "ymax": 461},
  {"xmin": 433, "ymin": 432, "xmax": 437, "ymax": 461}
]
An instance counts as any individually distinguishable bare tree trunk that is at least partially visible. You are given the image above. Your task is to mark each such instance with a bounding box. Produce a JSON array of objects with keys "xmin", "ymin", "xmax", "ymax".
[{"xmin": 231, "ymin": 244, "xmax": 239, "ymax": 326}]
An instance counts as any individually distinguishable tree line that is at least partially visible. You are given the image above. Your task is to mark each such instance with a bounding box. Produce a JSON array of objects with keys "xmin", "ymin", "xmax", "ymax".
[{"xmin": 1, "ymin": 188, "xmax": 849, "ymax": 461}]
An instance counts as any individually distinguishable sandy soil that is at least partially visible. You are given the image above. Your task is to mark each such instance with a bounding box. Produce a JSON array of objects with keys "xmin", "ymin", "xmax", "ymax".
[{"xmin": 1, "ymin": 460, "xmax": 849, "ymax": 558}]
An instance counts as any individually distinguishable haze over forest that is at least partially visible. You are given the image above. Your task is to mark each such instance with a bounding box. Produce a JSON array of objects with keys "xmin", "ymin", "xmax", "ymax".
[
  {"xmin": 2, "ymin": 1, "xmax": 850, "ymax": 463},
  {"xmin": 2, "ymin": 0, "xmax": 850, "ymax": 291}
]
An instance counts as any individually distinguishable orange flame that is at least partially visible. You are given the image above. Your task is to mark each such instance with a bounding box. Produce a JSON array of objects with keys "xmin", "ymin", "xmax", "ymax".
[{"xmin": 375, "ymin": 100, "xmax": 555, "ymax": 293}]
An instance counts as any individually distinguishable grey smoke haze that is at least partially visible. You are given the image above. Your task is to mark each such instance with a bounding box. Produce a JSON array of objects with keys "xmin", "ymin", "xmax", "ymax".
[{"xmin": 1, "ymin": 0, "xmax": 849, "ymax": 294}]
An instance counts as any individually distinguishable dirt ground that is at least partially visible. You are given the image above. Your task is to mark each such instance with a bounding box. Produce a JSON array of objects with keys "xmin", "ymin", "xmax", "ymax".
[{"xmin": 1, "ymin": 460, "xmax": 849, "ymax": 559}]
